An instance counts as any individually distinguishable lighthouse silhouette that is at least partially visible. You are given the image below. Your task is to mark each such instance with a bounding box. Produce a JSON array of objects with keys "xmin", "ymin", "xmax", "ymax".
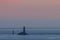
[{"xmin": 18, "ymin": 26, "xmax": 28, "ymax": 35}]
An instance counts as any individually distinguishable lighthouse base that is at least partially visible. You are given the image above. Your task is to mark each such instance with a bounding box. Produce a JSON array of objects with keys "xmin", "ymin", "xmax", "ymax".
[{"xmin": 18, "ymin": 32, "xmax": 28, "ymax": 35}]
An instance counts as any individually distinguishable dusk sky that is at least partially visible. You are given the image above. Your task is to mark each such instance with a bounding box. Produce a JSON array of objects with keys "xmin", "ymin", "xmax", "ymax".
[{"xmin": 0, "ymin": 0, "xmax": 60, "ymax": 28}]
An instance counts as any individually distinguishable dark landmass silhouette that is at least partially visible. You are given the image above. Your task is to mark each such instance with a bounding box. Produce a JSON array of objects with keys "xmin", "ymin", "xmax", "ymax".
[{"xmin": 17, "ymin": 26, "xmax": 28, "ymax": 35}]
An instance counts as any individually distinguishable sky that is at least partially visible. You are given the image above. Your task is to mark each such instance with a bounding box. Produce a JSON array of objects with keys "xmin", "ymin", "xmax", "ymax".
[{"xmin": 0, "ymin": 0, "xmax": 60, "ymax": 28}]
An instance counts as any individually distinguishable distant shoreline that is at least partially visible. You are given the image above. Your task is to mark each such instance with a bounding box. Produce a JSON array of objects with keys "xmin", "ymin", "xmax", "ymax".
[{"xmin": 0, "ymin": 28, "xmax": 60, "ymax": 29}]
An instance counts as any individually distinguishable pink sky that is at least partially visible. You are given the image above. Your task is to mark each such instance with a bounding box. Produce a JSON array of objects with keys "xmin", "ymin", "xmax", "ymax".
[
  {"xmin": 0, "ymin": 0, "xmax": 60, "ymax": 19},
  {"xmin": 0, "ymin": 0, "xmax": 60, "ymax": 28}
]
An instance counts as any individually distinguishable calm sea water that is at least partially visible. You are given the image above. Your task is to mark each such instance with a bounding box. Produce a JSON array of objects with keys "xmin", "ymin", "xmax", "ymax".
[{"xmin": 0, "ymin": 29, "xmax": 60, "ymax": 40}]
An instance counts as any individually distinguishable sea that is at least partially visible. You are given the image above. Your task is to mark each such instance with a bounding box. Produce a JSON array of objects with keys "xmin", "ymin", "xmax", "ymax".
[{"xmin": 0, "ymin": 29, "xmax": 60, "ymax": 40}]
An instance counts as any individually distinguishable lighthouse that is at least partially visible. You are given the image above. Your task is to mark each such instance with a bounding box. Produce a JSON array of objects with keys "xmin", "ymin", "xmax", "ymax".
[{"xmin": 18, "ymin": 26, "xmax": 28, "ymax": 35}]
